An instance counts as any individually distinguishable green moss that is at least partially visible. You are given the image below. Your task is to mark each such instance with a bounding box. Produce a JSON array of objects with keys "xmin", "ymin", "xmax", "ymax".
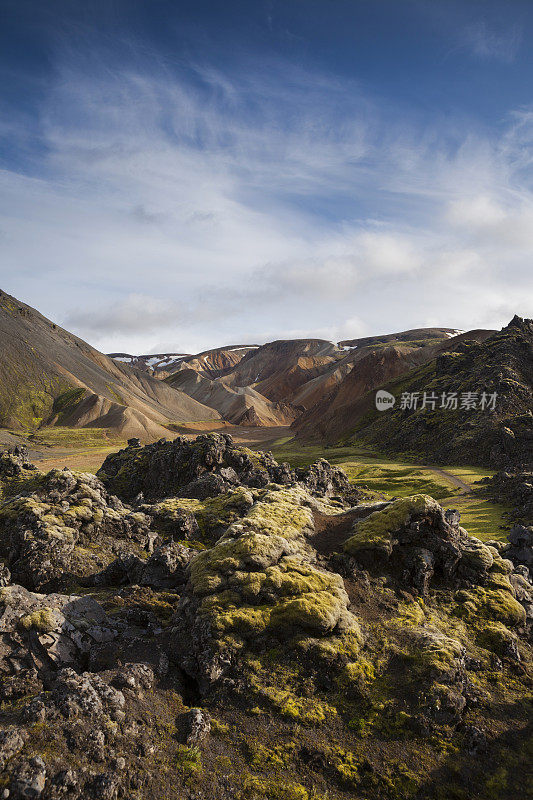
[
  {"xmin": 0, "ymin": 384, "xmax": 55, "ymax": 430},
  {"xmin": 153, "ymin": 487, "xmax": 255, "ymax": 542},
  {"xmin": 344, "ymin": 494, "xmax": 440, "ymax": 558},
  {"xmin": 269, "ymin": 589, "xmax": 347, "ymax": 634},
  {"xmin": 243, "ymin": 487, "xmax": 314, "ymax": 541},
  {"xmin": 401, "ymin": 628, "xmax": 464, "ymax": 679},
  {"xmin": 246, "ymin": 740, "xmax": 296, "ymax": 771},
  {"xmin": 210, "ymin": 719, "xmax": 229, "ymax": 736},
  {"xmin": 175, "ymin": 745, "xmax": 202, "ymax": 775},
  {"xmin": 187, "ymin": 486, "xmax": 360, "ymax": 653},
  {"xmin": 489, "ymin": 555, "xmax": 514, "ymax": 575},
  {"xmin": 395, "ymin": 600, "xmax": 427, "ymax": 626},
  {"xmin": 476, "ymin": 622, "xmax": 519, "ymax": 657},
  {"xmin": 454, "ymin": 587, "xmax": 526, "ymax": 627},
  {"xmin": 237, "ymin": 775, "xmax": 319, "ymax": 800},
  {"xmin": 328, "ymin": 746, "xmax": 360, "ymax": 787},
  {"xmin": 460, "ymin": 539, "xmax": 494, "ymax": 571},
  {"xmin": 338, "ymin": 658, "xmax": 376, "ymax": 689},
  {"xmin": 52, "ymin": 387, "xmax": 87, "ymax": 422},
  {"xmin": 254, "ymin": 684, "xmax": 336, "ymax": 725},
  {"xmin": 18, "ymin": 607, "xmax": 56, "ymax": 632},
  {"xmin": 288, "ymin": 630, "xmax": 364, "ymax": 680}
]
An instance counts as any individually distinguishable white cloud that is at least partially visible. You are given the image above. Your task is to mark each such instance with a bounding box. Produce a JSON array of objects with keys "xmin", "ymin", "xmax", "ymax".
[
  {"xmin": 0, "ymin": 49, "xmax": 532, "ymax": 354},
  {"xmin": 66, "ymin": 293, "xmax": 185, "ymax": 334}
]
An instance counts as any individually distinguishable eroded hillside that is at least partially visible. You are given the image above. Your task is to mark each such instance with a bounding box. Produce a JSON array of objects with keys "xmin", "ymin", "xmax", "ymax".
[
  {"xmin": 0, "ymin": 290, "xmax": 220, "ymax": 441},
  {"xmin": 332, "ymin": 316, "xmax": 533, "ymax": 469}
]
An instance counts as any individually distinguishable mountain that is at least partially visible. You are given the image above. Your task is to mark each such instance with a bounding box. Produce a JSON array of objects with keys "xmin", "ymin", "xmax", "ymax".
[
  {"xmin": 108, "ymin": 352, "xmax": 191, "ymax": 376},
  {"xmin": 293, "ymin": 344, "xmax": 433, "ymax": 439},
  {"xmin": 293, "ymin": 329, "xmax": 496, "ymax": 442},
  {"xmin": 165, "ymin": 368, "xmax": 297, "ymax": 426},
  {"xmin": 109, "ymin": 345, "xmax": 259, "ymax": 379},
  {"xmin": 219, "ymin": 331, "xmax": 471, "ymax": 413},
  {"xmin": 303, "ymin": 317, "xmax": 531, "ymax": 468},
  {"xmin": 0, "ymin": 436, "xmax": 531, "ymax": 800},
  {"xmin": 109, "ymin": 331, "xmax": 469, "ymax": 431},
  {"xmin": 176, "ymin": 345, "xmax": 260, "ymax": 379},
  {"xmin": 0, "ymin": 289, "xmax": 221, "ymax": 440},
  {"xmin": 221, "ymin": 339, "xmax": 346, "ymax": 401},
  {"xmin": 339, "ymin": 326, "xmax": 464, "ymax": 348}
]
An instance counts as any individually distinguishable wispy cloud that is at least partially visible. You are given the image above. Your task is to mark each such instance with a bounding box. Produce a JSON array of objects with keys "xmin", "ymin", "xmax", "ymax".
[
  {"xmin": 462, "ymin": 20, "xmax": 523, "ymax": 62},
  {"xmin": 0, "ymin": 42, "xmax": 532, "ymax": 354}
]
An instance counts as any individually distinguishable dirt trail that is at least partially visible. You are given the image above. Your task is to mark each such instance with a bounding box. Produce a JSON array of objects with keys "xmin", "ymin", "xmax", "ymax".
[{"xmin": 424, "ymin": 467, "xmax": 471, "ymax": 494}]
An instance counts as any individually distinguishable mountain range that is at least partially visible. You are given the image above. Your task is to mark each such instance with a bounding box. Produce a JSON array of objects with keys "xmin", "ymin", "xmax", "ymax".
[{"xmin": 1, "ymin": 288, "xmax": 531, "ymax": 468}]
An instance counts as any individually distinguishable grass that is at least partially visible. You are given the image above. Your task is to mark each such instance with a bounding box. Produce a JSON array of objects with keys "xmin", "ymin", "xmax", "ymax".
[
  {"xmin": 36, "ymin": 446, "xmax": 125, "ymax": 474},
  {"xmin": 9, "ymin": 426, "xmax": 127, "ymax": 473},
  {"xmin": 269, "ymin": 440, "xmax": 458, "ymax": 499},
  {"xmin": 3, "ymin": 424, "xmax": 511, "ymax": 541},
  {"xmin": 27, "ymin": 426, "xmax": 121, "ymax": 449},
  {"xmin": 268, "ymin": 437, "xmax": 511, "ymax": 542},
  {"xmin": 440, "ymin": 496, "xmax": 512, "ymax": 541}
]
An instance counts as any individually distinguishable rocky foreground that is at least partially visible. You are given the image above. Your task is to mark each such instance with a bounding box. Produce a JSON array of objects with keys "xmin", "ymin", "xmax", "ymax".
[{"xmin": 0, "ymin": 434, "xmax": 531, "ymax": 800}]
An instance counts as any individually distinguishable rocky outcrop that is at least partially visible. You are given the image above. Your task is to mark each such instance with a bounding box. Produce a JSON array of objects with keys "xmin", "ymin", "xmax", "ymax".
[
  {"xmin": 480, "ymin": 469, "xmax": 533, "ymax": 524},
  {"xmin": 89, "ymin": 543, "xmax": 194, "ymax": 590},
  {"xmin": 97, "ymin": 433, "xmax": 352, "ymax": 502},
  {"xmin": 0, "ymin": 465, "xmax": 154, "ymax": 591},
  {"xmin": 171, "ymin": 485, "xmax": 361, "ymax": 691},
  {"xmin": 0, "ymin": 585, "xmax": 118, "ymax": 675},
  {"xmin": 343, "ymin": 495, "xmax": 532, "ymax": 631}
]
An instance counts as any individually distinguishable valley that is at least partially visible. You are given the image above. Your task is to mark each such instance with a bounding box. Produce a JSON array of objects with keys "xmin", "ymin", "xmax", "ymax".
[
  {"xmin": 0, "ymin": 288, "xmax": 530, "ymax": 800},
  {"xmin": 1, "ymin": 422, "xmax": 511, "ymax": 541}
]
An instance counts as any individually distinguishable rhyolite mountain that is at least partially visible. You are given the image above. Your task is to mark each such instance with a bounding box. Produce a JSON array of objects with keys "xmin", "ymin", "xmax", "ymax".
[
  {"xmin": 0, "ymin": 435, "xmax": 531, "ymax": 799},
  {"xmin": 110, "ymin": 345, "xmax": 260, "ymax": 379},
  {"xmin": 0, "ymin": 289, "xmax": 220, "ymax": 440},
  {"xmin": 3, "ymin": 288, "xmax": 524, "ymax": 463},
  {"xmin": 165, "ymin": 368, "xmax": 297, "ymax": 427},
  {"xmin": 141, "ymin": 329, "xmax": 463, "ymax": 419},
  {"xmin": 307, "ymin": 316, "xmax": 532, "ymax": 469},
  {"xmin": 293, "ymin": 328, "xmax": 497, "ymax": 444},
  {"xmin": 338, "ymin": 326, "xmax": 464, "ymax": 348}
]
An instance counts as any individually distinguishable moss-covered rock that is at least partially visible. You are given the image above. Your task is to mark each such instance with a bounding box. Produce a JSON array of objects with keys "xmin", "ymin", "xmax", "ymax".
[
  {"xmin": 98, "ymin": 432, "xmax": 351, "ymax": 502},
  {"xmin": 459, "ymin": 539, "xmax": 494, "ymax": 572},
  {"xmin": 402, "ymin": 627, "xmax": 464, "ymax": 681},
  {"xmin": 172, "ymin": 485, "xmax": 361, "ymax": 687},
  {"xmin": 18, "ymin": 606, "xmax": 57, "ymax": 632},
  {"xmin": 344, "ymin": 494, "xmax": 440, "ymax": 560},
  {"xmin": 0, "ymin": 465, "xmax": 154, "ymax": 590},
  {"xmin": 149, "ymin": 487, "xmax": 255, "ymax": 544},
  {"xmin": 476, "ymin": 622, "xmax": 520, "ymax": 659},
  {"xmin": 454, "ymin": 587, "xmax": 526, "ymax": 627}
]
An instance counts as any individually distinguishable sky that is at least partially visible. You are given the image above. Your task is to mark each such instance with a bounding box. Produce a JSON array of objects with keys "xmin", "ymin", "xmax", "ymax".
[{"xmin": 0, "ymin": 0, "xmax": 532, "ymax": 355}]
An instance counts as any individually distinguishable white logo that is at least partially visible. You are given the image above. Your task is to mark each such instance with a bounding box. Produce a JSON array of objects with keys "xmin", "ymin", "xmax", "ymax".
[{"xmin": 375, "ymin": 390, "xmax": 396, "ymax": 411}]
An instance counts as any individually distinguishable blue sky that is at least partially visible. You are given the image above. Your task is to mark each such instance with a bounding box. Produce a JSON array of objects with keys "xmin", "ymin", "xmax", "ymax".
[{"xmin": 1, "ymin": 0, "xmax": 532, "ymax": 353}]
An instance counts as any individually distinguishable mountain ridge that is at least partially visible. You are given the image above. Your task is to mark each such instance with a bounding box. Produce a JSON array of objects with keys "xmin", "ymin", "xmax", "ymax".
[{"xmin": 0, "ymin": 289, "xmax": 221, "ymax": 441}]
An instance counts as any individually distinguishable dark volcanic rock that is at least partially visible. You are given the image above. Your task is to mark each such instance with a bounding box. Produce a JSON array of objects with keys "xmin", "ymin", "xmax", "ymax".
[
  {"xmin": 481, "ymin": 469, "xmax": 533, "ymax": 525},
  {"xmin": 505, "ymin": 524, "xmax": 533, "ymax": 578},
  {"xmin": 0, "ymin": 464, "xmax": 155, "ymax": 591},
  {"xmin": 0, "ymin": 437, "xmax": 532, "ymax": 800},
  {"xmin": 90, "ymin": 543, "xmax": 194, "ymax": 590},
  {"xmin": 97, "ymin": 432, "xmax": 352, "ymax": 502}
]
